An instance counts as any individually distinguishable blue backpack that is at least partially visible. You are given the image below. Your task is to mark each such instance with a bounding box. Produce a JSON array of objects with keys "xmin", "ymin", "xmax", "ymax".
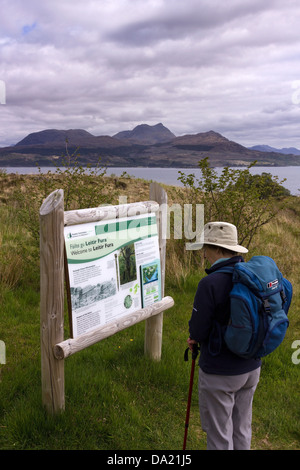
[{"xmin": 215, "ymin": 256, "xmax": 292, "ymax": 359}]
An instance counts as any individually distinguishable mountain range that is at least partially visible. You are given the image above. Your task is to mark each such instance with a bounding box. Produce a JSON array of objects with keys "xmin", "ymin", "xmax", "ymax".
[
  {"xmin": 249, "ymin": 144, "xmax": 300, "ymax": 156},
  {"xmin": 1, "ymin": 123, "xmax": 300, "ymax": 167}
]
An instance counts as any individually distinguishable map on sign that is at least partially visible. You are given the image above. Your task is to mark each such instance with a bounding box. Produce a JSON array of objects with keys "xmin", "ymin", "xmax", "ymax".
[{"xmin": 64, "ymin": 213, "xmax": 161, "ymax": 338}]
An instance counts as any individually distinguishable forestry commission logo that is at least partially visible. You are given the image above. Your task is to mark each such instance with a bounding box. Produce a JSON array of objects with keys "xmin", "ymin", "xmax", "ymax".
[{"xmin": 0, "ymin": 80, "xmax": 6, "ymax": 104}]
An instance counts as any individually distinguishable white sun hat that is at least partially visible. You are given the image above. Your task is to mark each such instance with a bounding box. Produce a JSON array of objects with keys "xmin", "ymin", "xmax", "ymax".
[{"xmin": 190, "ymin": 221, "xmax": 248, "ymax": 253}]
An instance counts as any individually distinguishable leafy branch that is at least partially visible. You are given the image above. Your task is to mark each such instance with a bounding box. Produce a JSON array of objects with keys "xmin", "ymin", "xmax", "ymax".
[{"xmin": 177, "ymin": 157, "xmax": 289, "ymax": 251}]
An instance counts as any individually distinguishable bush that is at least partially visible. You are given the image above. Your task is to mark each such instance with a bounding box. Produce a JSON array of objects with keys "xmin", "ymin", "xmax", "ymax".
[{"xmin": 177, "ymin": 158, "xmax": 289, "ymax": 250}]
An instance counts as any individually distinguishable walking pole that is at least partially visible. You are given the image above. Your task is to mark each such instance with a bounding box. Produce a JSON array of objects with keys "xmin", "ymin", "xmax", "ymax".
[{"xmin": 183, "ymin": 343, "xmax": 199, "ymax": 450}]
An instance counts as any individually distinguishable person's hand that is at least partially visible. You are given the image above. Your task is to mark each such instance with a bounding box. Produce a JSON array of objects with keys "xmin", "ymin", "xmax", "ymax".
[{"xmin": 187, "ymin": 337, "xmax": 197, "ymax": 351}]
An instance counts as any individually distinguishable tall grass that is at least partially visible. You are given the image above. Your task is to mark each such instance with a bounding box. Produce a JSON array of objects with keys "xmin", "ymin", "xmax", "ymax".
[
  {"xmin": 0, "ymin": 174, "xmax": 299, "ymax": 450},
  {"xmin": 0, "ymin": 206, "xmax": 24, "ymax": 292}
]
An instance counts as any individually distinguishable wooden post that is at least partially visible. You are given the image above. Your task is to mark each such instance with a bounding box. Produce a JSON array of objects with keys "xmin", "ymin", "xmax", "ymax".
[
  {"xmin": 40, "ymin": 189, "xmax": 65, "ymax": 414},
  {"xmin": 144, "ymin": 182, "xmax": 168, "ymax": 361}
]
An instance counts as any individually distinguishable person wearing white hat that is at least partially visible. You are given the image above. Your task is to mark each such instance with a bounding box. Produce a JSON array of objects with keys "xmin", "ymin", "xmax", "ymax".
[{"xmin": 187, "ymin": 222, "xmax": 261, "ymax": 450}]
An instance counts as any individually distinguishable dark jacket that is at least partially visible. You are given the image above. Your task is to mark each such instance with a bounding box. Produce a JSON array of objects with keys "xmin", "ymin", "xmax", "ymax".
[{"xmin": 189, "ymin": 256, "xmax": 261, "ymax": 375}]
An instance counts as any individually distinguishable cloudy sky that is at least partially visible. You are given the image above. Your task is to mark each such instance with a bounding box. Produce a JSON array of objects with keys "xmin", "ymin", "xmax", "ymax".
[{"xmin": 1, "ymin": 0, "xmax": 300, "ymax": 148}]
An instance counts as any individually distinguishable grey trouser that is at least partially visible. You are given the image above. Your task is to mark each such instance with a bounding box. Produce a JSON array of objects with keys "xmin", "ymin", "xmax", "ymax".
[{"xmin": 198, "ymin": 367, "xmax": 261, "ymax": 450}]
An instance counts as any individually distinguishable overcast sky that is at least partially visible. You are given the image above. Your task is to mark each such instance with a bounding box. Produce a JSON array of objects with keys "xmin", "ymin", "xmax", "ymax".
[{"xmin": 1, "ymin": 0, "xmax": 300, "ymax": 149}]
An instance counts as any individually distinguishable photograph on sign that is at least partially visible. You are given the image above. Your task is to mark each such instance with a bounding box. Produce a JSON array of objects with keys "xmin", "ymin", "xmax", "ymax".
[
  {"xmin": 64, "ymin": 213, "xmax": 161, "ymax": 338},
  {"xmin": 140, "ymin": 260, "xmax": 161, "ymax": 308}
]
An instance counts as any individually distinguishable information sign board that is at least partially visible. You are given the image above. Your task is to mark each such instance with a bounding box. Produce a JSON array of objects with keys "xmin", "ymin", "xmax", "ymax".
[{"xmin": 64, "ymin": 213, "xmax": 161, "ymax": 338}]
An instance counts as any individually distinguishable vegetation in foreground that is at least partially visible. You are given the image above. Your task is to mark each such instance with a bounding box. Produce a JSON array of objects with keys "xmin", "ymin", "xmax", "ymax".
[{"xmin": 0, "ymin": 164, "xmax": 299, "ymax": 450}]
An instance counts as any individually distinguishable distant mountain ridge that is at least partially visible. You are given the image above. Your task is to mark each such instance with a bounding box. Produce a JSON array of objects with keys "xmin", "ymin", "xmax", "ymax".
[
  {"xmin": 249, "ymin": 144, "xmax": 300, "ymax": 156},
  {"xmin": 113, "ymin": 123, "xmax": 175, "ymax": 144},
  {"xmin": 15, "ymin": 128, "xmax": 132, "ymax": 149},
  {"xmin": 15, "ymin": 123, "xmax": 175, "ymax": 148},
  {"xmin": 1, "ymin": 123, "xmax": 300, "ymax": 167}
]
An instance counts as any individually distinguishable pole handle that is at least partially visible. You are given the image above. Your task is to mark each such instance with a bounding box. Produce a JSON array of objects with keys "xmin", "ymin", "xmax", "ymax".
[{"xmin": 184, "ymin": 343, "xmax": 199, "ymax": 362}]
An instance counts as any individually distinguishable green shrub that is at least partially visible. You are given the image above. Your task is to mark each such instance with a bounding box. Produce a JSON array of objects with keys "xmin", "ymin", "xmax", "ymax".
[{"xmin": 177, "ymin": 157, "xmax": 288, "ymax": 249}]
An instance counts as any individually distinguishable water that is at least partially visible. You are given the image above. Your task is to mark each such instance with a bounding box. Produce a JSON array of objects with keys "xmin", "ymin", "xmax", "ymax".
[{"xmin": 3, "ymin": 166, "xmax": 300, "ymax": 195}]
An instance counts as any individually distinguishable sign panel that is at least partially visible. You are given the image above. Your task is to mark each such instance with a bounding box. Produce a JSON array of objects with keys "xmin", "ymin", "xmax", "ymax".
[{"xmin": 64, "ymin": 213, "xmax": 161, "ymax": 338}]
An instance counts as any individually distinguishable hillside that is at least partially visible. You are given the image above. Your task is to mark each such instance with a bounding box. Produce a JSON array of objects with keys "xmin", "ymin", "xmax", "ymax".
[
  {"xmin": 15, "ymin": 129, "xmax": 130, "ymax": 149},
  {"xmin": 249, "ymin": 144, "xmax": 300, "ymax": 156},
  {"xmin": 0, "ymin": 172, "xmax": 299, "ymax": 450},
  {"xmin": 113, "ymin": 122, "xmax": 175, "ymax": 144},
  {"xmin": 1, "ymin": 123, "xmax": 300, "ymax": 167}
]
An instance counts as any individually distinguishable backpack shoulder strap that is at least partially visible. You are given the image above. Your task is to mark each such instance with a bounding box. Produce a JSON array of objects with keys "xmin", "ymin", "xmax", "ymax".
[
  {"xmin": 213, "ymin": 266, "xmax": 235, "ymax": 274},
  {"xmin": 207, "ymin": 264, "xmax": 236, "ymax": 356}
]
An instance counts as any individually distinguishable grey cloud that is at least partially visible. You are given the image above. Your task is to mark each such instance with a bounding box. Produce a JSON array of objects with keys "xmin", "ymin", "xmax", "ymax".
[
  {"xmin": 1, "ymin": 0, "xmax": 300, "ymax": 148},
  {"xmin": 106, "ymin": 0, "xmax": 284, "ymax": 46}
]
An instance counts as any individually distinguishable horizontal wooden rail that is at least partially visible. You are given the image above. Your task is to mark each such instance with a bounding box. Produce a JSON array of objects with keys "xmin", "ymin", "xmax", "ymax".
[
  {"xmin": 53, "ymin": 296, "xmax": 174, "ymax": 360},
  {"xmin": 64, "ymin": 200, "xmax": 160, "ymax": 226}
]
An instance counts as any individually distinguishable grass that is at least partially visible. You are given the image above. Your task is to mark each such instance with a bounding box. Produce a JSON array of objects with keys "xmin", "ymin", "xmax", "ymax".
[
  {"xmin": 0, "ymin": 173, "xmax": 300, "ymax": 450},
  {"xmin": 0, "ymin": 281, "xmax": 203, "ymax": 450}
]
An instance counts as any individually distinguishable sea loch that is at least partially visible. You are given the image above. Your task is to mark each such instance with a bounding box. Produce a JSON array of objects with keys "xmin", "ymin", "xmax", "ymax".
[{"xmin": 4, "ymin": 166, "xmax": 300, "ymax": 196}]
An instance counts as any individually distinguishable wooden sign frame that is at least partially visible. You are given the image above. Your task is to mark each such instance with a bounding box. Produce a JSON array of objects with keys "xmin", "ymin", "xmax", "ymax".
[{"xmin": 40, "ymin": 182, "xmax": 174, "ymax": 414}]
